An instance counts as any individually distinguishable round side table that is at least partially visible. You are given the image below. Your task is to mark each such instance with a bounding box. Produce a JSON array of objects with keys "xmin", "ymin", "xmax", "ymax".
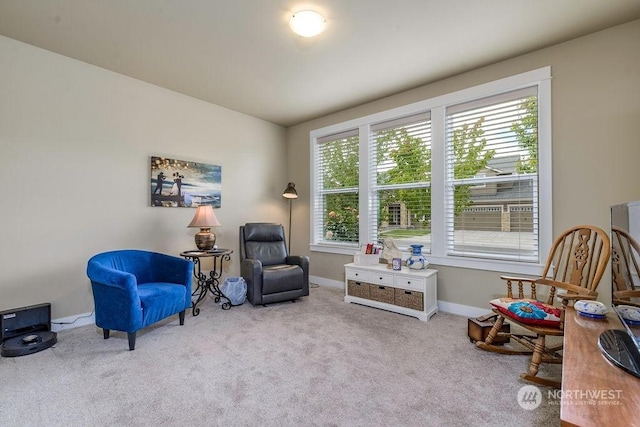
[{"xmin": 180, "ymin": 249, "xmax": 233, "ymax": 315}]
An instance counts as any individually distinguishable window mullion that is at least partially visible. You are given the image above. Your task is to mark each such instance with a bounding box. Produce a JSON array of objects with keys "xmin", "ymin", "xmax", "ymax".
[
  {"xmin": 430, "ymin": 106, "xmax": 446, "ymax": 258},
  {"xmin": 359, "ymin": 124, "xmax": 371, "ymax": 246},
  {"xmin": 537, "ymin": 78, "xmax": 553, "ymax": 258}
]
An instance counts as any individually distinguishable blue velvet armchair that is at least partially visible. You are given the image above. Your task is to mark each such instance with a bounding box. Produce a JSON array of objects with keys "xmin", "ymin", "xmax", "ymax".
[{"xmin": 86, "ymin": 250, "xmax": 193, "ymax": 350}]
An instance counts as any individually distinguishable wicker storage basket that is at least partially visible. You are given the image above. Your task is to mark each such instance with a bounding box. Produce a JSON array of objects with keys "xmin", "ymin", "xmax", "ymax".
[
  {"xmin": 394, "ymin": 288, "xmax": 424, "ymax": 311},
  {"xmin": 369, "ymin": 285, "xmax": 394, "ymax": 304},
  {"xmin": 347, "ymin": 280, "xmax": 370, "ymax": 299}
]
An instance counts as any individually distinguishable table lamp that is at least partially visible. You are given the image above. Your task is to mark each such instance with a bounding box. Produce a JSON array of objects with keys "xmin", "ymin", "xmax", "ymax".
[{"xmin": 187, "ymin": 205, "xmax": 221, "ymax": 251}]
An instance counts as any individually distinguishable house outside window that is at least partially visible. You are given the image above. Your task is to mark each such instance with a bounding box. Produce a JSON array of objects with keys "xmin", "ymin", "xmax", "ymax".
[
  {"xmin": 311, "ymin": 68, "xmax": 551, "ymax": 275},
  {"xmin": 387, "ymin": 203, "xmax": 402, "ymax": 226}
]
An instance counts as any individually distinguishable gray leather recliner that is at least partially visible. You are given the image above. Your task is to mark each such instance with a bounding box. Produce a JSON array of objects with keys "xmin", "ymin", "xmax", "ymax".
[{"xmin": 239, "ymin": 223, "xmax": 310, "ymax": 306}]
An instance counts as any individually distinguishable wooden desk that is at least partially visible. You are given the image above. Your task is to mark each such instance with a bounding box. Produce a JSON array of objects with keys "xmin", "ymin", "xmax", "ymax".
[{"xmin": 561, "ymin": 308, "xmax": 640, "ymax": 426}]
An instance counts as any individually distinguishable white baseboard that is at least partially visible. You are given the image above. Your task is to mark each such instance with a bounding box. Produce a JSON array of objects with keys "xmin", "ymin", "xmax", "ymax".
[
  {"xmin": 437, "ymin": 301, "xmax": 490, "ymax": 318},
  {"xmin": 51, "ymin": 312, "xmax": 95, "ymax": 332},
  {"xmin": 311, "ymin": 275, "xmax": 489, "ymax": 318},
  {"xmin": 310, "ymin": 275, "xmax": 343, "ymax": 289}
]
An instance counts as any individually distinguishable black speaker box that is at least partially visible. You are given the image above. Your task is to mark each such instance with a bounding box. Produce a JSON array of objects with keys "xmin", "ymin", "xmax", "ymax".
[{"xmin": 1, "ymin": 303, "xmax": 57, "ymax": 357}]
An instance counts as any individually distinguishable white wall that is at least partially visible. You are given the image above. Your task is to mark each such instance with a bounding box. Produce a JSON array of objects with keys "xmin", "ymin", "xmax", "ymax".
[{"xmin": 0, "ymin": 35, "xmax": 289, "ymax": 318}]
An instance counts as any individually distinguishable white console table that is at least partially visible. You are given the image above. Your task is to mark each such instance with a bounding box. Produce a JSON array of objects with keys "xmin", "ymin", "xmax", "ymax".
[{"xmin": 344, "ymin": 263, "xmax": 438, "ymax": 321}]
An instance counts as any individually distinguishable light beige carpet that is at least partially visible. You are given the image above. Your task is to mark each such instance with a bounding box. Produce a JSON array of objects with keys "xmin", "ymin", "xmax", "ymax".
[{"xmin": 0, "ymin": 286, "xmax": 560, "ymax": 426}]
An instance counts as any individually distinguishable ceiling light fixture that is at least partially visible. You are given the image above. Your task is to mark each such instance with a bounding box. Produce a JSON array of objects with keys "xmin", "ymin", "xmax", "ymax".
[{"xmin": 289, "ymin": 10, "xmax": 326, "ymax": 37}]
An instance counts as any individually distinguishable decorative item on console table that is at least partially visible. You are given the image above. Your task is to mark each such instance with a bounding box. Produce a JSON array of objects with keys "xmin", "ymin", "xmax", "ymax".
[
  {"xmin": 344, "ymin": 262, "xmax": 437, "ymax": 321},
  {"xmin": 381, "ymin": 238, "xmax": 403, "ymax": 269},
  {"xmin": 354, "ymin": 253, "xmax": 380, "ymax": 266},
  {"xmin": 407, "ymin": 244, "xmax": 428, "ymax": 270},
  {"xmin": 354, "ymin": 241, "xmax": 382, "ymax": 266}
]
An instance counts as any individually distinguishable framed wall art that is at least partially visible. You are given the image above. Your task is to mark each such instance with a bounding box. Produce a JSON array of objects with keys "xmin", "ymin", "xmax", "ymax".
[{"xmin": 150, "ymin": 156, "xmax": 221, "ymax": 208}]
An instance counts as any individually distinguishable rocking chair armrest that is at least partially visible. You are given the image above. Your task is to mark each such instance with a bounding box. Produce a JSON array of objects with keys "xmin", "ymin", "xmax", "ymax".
[
  {"xmin": 499, "ymin": 275, "xmax": 539, "ymax": 299},
  {"xmin": 500, "ymin": 275, "xmax": 537, "ymax": 284},
  {"xmin": 533, "ymin": 278, "xmax": 564, "ymax": 288},
  {"xmin": 536, "ymin": 278, "xmax": 598, "ymax": 297},
  {"xmin": 614, "ymin": 290, "xmax": 640, "ymax": 300},
  {"xmin": 556, "ymin": 294, "xmax": 596, "ymax": 311}
]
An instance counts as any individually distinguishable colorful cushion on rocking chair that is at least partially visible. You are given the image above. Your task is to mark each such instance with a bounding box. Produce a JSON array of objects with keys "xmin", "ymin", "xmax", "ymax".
[{"xmin": 489, "ymin": 298, "xmax": 562, "ymax": 327}]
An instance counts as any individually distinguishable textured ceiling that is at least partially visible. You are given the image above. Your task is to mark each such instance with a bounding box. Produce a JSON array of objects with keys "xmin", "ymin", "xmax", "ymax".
[{"xmin": 1, "ymin": 0, "xmax": 639, "ymax": 126}]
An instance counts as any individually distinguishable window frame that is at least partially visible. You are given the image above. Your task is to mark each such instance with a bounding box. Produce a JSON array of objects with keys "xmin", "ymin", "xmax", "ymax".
[{"xmin": 310, "ymin": 67, "xmax": 552, "ymax": 275}]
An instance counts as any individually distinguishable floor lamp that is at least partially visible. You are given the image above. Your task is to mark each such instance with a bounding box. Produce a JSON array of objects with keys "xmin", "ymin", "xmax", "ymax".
[{"xmin": 282, "ymin": 182, "xmax": 298, "ymax": 251}]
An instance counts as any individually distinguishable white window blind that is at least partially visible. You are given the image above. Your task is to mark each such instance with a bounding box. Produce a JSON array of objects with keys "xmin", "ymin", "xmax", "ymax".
[
  {"xmin": 445, "ymin": 87, "xmax": 539, "ymax": 261},
  {"xmin": 370, "ymin": 112, "xmax": 432, "ymax": 251},
  {"xmin": 310, "ymin": 67, "xmax": 551, "ymax": 274},
  {"xmin": 313, "ymin": 129, "xmax": 360, "ymax": 245}
]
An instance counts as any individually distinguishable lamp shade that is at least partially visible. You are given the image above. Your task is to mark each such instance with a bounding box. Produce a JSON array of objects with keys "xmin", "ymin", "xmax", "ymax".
[
  {"xmin": 187, "ymin": 205, "xmax": 221, "ymax": 228},
  {"xmin": 282, "ymin": 182, "xmax": 298, "ymax": 199}
]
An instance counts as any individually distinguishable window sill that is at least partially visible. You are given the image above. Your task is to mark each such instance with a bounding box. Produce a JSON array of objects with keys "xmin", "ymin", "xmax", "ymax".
[
  {"xmin": 310, "ymin": 244, "xmax": 544, "ymax": 276},
  {"xmin": 310, "ymin": 243, "xmax": 358, "ymax": 256},
  {"xmin": 426, "ymin": 255, "xmax": 544, "ymax": 276}
]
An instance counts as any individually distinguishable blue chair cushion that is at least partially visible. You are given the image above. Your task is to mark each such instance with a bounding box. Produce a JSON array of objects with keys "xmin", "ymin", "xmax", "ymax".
[{"xmin": 138, "ymin": 283, "xmax": 189, "ymax": 326}]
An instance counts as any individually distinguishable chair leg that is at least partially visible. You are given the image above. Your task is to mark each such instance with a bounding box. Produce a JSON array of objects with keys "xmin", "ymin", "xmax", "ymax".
[
  {"xmin": 103, "ymin": 329, "xmax": 110, "ymax": 339},
  {"xmin": 520, "ymin": 373, "xmax": 560, "ymax": 389},
  {"xmin": 475, "ymin": 316, "xmax": 532, "ymax": 355},
  {"xmin": 179, "ymin": 310, "xmax": 185, "ymax": 325},
  {"xmin": 127, "ymin": 332, "xmax": 136, "ymax": 351},
  {"xmin": 520, "ymin": 334, "xmax": 561, "ymax": 388},
  {"xmin": 485, "ymin": 315, "xmax": 504, "ymax": 345},
  {"xmin": 529, "ymin": 335, "xmax": 545, "ymax": 377}
]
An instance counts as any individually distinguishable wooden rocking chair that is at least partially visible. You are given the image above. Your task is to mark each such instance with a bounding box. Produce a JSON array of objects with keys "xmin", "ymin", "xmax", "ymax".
[
  {"xmin": 612, "ymin": 226, "xmax": 640, "ymax": 308},
  {"xmin": 476, "ymin": 225, "xmax": 610, "ymax": 388}
]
